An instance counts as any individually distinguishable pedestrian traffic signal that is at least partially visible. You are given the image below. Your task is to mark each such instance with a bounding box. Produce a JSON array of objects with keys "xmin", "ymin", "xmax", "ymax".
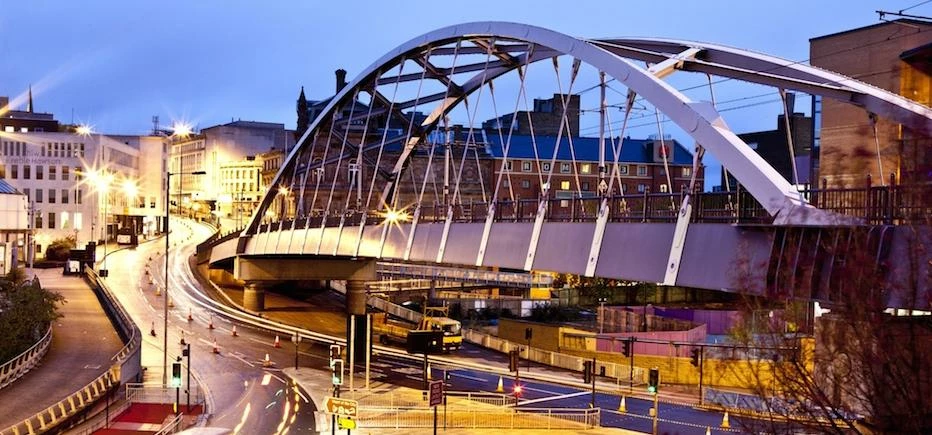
[
  {"xmin": 329, "ymin": 344, "xmax": 341, "ymax": 367},
  {"xmin": 648, "ymin": 367, "xmax": 659, "ymax": 394},
  {"xmin": 583, "ymin": 360, "xmax": 593, "ymax": 384},
  {"xmin": 690, "ymin": 348, "xmax": 700, "ymax": 367},
  {"xmin": 171, "ymin": 361, "xmax": 182, "ymax": 388},
  {"xmin": 622, "ymin": 339, "xmax": 631, "ymax": 358},
  {"xmin": 513, "ymin": 384, "xmax": 523, "ymax": 397},
  {"xmin": 508, "ymin": 350, "xmax": 519, "ymax": 372},
  {"xmin": 331, "ymin": 359, "xmax": 344, "ymax": 385}
]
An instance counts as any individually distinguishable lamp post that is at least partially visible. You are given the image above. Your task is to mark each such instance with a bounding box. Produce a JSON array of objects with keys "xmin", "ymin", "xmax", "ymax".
[
  {"xmin": 163, "ymin": 170, "xmax": 204, "ymax": 386},
  {"xmin": 93, "ymin": 171, "xmax": 114, "ymax": 277}
]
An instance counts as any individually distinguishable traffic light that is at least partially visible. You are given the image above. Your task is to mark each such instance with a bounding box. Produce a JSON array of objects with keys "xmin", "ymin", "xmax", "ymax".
[
  {"xmin": 582, "ymin": 360, "xmax": 593, "ymax": 384},
  {"xmin": 171, "ymin": 361, "xmax": 182, "ymax": 388},
  {"xmin": 331, "ymin": 359, "xmax": 344, "ymax": 385},
  {"xmin": 622, "ymin": 339, "xmax": 631, "ymax": 358},
  {"xmin": 329, "ymin": 345, "xmax": 341, "ymax": 368},
  {"xmin": 647, "ymin": 367, "xmax": 659, "ymax": 394},
  {"xmin": 508, "ymin": 350, "xmax": 519, "ymax": 372},
  {"xmin": 690, "ymin": 348, "xmax": 700, "ymax": 367},
  {"xmin": 513, "ymin": 383, "xmax": 523, "ymax": 397},
  {"xmin": 525, "ymin": 328, "xmax": 533, "ymax": 341}
]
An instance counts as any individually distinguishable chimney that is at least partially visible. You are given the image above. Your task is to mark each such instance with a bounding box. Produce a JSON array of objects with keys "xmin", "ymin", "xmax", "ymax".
[{"xmin": 335, "ymin": 69, "xmax": 348, "ymax": 94}]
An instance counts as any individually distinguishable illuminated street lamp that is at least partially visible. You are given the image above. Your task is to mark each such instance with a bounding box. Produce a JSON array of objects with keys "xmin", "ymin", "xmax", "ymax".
[
  {"xmin": 76, "ymin": 124, "xmax": 93, "ymax": 136},
  {"xmin": 90, "ymin": 170, "xmax": 115, "ymax": 277}
]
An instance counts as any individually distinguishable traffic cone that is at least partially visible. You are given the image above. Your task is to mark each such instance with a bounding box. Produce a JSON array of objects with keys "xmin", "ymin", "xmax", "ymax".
[
  {"xmin": 208, "ymin": 317, "xmax": 215, "ymax": 330},
  {"xmin": 212, "ymin": 339, "xmax": 220, "ymax": 354},
  {"xmin": 187, "ymin": 308, "xmax": 193, "ymax": 322},
  {"xmin": 150, "ymin": 322, "xmax": 156, "ymax": 337},
  {"xmin": 618, "ymin": 396, "xmax": 626, "ymax": 413},
  {"xmin": 155, "ymin": 286, "xmax": 162, "ymax": 297},
  {"xmin": 495, "ymin": 376, "xmax": 504, "ymax": 393},
  {"xmin": 232, "ymin": 325, "xmax": 238, "ymax": 337},
  {"xmin": 179, "ymin": 330, "xmax": 186, "ymax": 346},
  {"xmin": 168, "ymin": 297, "xmax": 174, "ymax": 308},
  {"xmin": 720, "ymin": 411, "xmax": 731, "ymax": 429},
  {"xmin": 273, "ymin": 335, "xmax": 281, "ymax": 348},
  {"xmin": 705, "ymin": 427, "xmax": 711, "ymax": 435},
  {"xmin": 263, "ymin": 353, "xmax": 273, "ymax": 367}
]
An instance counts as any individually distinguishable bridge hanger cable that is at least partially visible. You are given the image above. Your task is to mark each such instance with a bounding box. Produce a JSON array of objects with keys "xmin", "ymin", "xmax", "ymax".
[
  {"xmin": 868, "ymin": 111, "xmax": 886, "ymax": 186},
  {"xmin": 363, "ymin": 56, "xmax": 408, "ymax": 214},
  {"xmin": 426, "ymin": 42, "xmax": 465, "ymax": 212},
  {"xmin": 706, "ymin": 74, "xmax": 736, "ymax": 215},
  {"xmin": 286, "ymin": 138, "xmax": 317, "ymax": 252},
  {"xmin": 652, "ymin": 99, "xmax": 676, "ymax": 210},
  {"xmin": 605, "ymin": 87, "xmax": 635, "ymax": 212},
  {"xmin": 486, "ymin": 42, "xmax": 519, "ymax": 204},
  {"xmin": 554, "ymin": 60, "xmax": 584, "ymax": 199},
  {"xmin": 778, "ymin": 88, "xmax": 800, "ymax": 186},
  {"xmin": 542, "ymin": 57, "xmax": 582, "ymax": 198},
  {"xmin": 449, "ymin": 39, "xmax": 494, "ymax": 212},
  {"xmin": 521, "ymin": 63, "xmax": 546, "ymax": 193},
  {"xmin": 297, "ymin": 132, "xmax": 322, "ymax": 235},
  {"xmin": 341, "ymin": 83, "xmax": 379, "ymax": 216},
  {"xmin": 490, "ymin": 43, "xmax": 535, "ymax": 216},
  {"xmin": 319, "ymin": 88, "xmax": 361, "ymax": 241},
  {"xmin": 390, "ymin": 48, "xmax": 432, "ymax": 214},
  {"xmin": 411, "ymin": 47, "xmax": 447, "ymax": 220}
]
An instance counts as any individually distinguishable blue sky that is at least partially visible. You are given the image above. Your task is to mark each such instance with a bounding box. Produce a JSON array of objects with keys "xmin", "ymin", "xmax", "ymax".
[{"xmin": 1, "ymin": 1, "xmax": 928, "ymax": 189}]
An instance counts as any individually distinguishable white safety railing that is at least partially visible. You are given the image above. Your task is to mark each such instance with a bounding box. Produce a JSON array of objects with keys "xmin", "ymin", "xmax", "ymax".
[
  {"xmin": 153, "ymin": 413, "xmax": 184, "ymax": 435},
  {"xmin": 125, "ymin": 383, "xmax": 205, "ymax": 406},
  {"xmin": 0, "ymin": 325, "xmax": 52, "ymax": 391},
  {"xmin": 353, "ymin": 406, "xmax": 599, "ymax": 429}
]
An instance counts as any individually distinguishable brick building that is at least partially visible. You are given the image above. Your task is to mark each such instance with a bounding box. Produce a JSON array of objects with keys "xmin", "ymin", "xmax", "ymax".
[{"xmin": 810, "ymin": 19, "xmax": 932, "ymax": 186}]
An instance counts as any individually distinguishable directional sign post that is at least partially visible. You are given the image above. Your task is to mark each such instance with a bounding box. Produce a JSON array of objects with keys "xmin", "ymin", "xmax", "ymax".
[
  {"xmin": 324, "ymin": 396, "xmax": 358, "ymax": 418},
  {"xmin": 429, "ymin": 380, "xmax": 443, "ymax": 435}
]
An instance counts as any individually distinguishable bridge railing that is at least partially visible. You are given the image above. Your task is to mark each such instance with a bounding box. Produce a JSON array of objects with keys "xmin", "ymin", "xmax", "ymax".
[{"xmin": 0, "ymin": 325, "xmax": 52, "ymax": 391}]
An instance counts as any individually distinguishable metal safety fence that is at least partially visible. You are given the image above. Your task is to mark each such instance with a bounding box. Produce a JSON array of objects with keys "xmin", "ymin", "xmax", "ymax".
[
  {"xmin": 0, "ymin": 325, "xmax": 52, "ymax": 391},
  {"xmin": 353, "ymin": 406, "xmax": 600, "ymax": 429}
]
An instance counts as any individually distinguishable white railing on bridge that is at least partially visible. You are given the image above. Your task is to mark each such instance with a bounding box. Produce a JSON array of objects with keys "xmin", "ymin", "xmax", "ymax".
[
  {"xmin": 353, "ymin": 406, "xmax": 599, "ymax": 430},
  {"xmin": 377, "ymin": 262, "xmax": 553, "ymax": 288},
  {"xmin": 0, "ymin": 325, "xmax": 52, "ymax": 391}
]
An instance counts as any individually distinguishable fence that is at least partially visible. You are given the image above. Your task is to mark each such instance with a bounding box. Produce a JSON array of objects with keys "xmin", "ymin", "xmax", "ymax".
[
  {"xmin": 346, "ymin": 389, "xmax": 509, "ymax": 408},
  {"xmin": 125, "ymin": 383, "xmax": 205, "ymax": 406},
  {"xmin": 0, "ymin": 325, "xmax": 52, "ymax": 391},
  {"xmin": 353, "ymin": 406, "xmax": 600, "ymax": 429}
]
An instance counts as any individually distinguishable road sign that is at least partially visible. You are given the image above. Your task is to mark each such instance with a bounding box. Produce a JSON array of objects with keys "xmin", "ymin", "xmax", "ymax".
[
  {"xmin": 324, "ymin": 396, "xmax": 358, "ymax": 417},
  {"xmin": 337, "ymin": 417, "xmax": 357, "ymax": 430},
  {"xmin": 428, "ymin": 380, "xmax": 443, "ymax": 407}
]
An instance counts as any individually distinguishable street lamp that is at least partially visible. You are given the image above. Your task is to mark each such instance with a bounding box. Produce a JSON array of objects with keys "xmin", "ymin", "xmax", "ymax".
[
  {"xmin": 163, "ymin": 169, "xmax": 204, "ymax": 386},
  {"xmin": 91, "ymin": 170, "xmax": 114, "ymax": 277}
]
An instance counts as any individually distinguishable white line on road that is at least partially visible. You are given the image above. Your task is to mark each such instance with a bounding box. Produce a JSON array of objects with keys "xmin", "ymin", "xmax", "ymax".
[
  {"xmin": 517, "ymin": 390, "xmax": 589, "ymax": 406},
  {"xmin": 451, "ymin": 372, "xmax": 488, "ymax": 382}
]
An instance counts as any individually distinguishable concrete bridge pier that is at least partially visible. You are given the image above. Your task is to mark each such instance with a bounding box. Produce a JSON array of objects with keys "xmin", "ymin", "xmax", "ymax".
[
  {"xmin": 243, "ymin": 281, "xmax": 268, "ymax": 312},
  {"xmin": 346, "ymin": 280, "xmax": 367, "ymax": 316}
]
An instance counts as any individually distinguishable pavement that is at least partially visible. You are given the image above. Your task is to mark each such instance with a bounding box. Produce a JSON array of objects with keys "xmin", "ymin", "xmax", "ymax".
[{"xmin": 0, "ymin": 268, "xmax": 123, "ymax": 429}]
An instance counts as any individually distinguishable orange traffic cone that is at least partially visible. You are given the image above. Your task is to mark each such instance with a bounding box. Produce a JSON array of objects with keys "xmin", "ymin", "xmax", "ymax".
[
  {"xmin": 168, "ymin": 297, "xmax": 174, "ymax": 308},
  {"xmin": 232, "ymin": 325, "xmax": 238, "ymax": 337},
  {"xmin": 618, "ymin": 396, "xmax": 627, "ymax": 413},
  {"xmin": 155, "ymin": 286, "xmax": 162, "ymax": 297},
  {"xmin": 187, "ymin": 309, "xmax": 193, "ymax": 322},
  {"xmin": 721, "ymin": 411, "xmax": 731, "ymax": 429},
  {"xmin": 263, "ymin": 353, "xmax": 273, "ymax": 367},
  {"xmin": 273, "ymin": 335, "xmax": 281, "ymax": 348},
  {"xmin": 150, "ymin": 322, "xmax": 156, "ymax": 337},
  {"xmin": 208, "ymin": 317, "xmax": 215, "ymax": 330},
  {"xmin": 495, "ymin": 376, "xmax": 504, "ymax": 393},
  {"xmin": 212, "ymin": 339, "xmax": 220, "ymax": 354}
]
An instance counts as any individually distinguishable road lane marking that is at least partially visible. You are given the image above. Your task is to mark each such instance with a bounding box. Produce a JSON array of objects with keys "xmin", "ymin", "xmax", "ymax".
[
  {"xmin": 517, "ymin": 390, "xmax": 589, "ymax": 406},
  {"xmin": 261, "ymin": 373, "xmax": 272, "ymax": 386},
  {"xmin": 450, "ymin": 372, "xmax": 488, "ymax": 382}
]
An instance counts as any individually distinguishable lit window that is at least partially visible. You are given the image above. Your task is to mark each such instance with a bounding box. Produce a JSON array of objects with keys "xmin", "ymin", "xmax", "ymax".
[
  {"xmin": 618, "ymin": 165, "xmax": 629, "ymax": 175},
  {"xmin": 637, "ymin": 166, "xmax": 647, "ymax": 176},
  {"xmin": 542, "ymin": 163, "xmax": 551, "ymax": 172},
  {"xmin": 682, "ymin": 167, "xmax": 692, "ymax": 178},
  {"xmin": 660, "ymin": 184, "xmax": 668, "ymax": 193},
  {"xmin": 580, "ymin": 163, "xmax": 591, "ymax": 174},
  {"xmin": 560, "ymin": 181, "xmax": 570, "ymax": 190},
  {"xmin": 637, "ymin": 184, "xmax": 647, "ymax": 193}
]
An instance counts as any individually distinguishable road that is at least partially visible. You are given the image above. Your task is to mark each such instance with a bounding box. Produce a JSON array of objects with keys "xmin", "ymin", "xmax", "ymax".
[{"xmin": 0, "ymin": 269, "xmax": 123, "ymax": 429}]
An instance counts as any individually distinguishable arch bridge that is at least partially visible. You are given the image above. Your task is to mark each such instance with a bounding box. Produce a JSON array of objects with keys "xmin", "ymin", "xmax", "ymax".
[{"xmin": 205, "ymin": 22, "xmax": 931, "ymax": 312}]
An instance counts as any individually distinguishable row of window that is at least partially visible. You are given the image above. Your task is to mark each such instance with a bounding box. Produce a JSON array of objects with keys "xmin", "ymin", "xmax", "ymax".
[
  {"xmin": 505, "ymin": 179, "xmax": 684, "ymax": 193},
  {"xmin": 0, "ymin": 164, "xmax": 77, "ymax": 181},
  {"xmin": 0, "ymin": 141, "xmax": 86, "ymax": 158},
  {"xmin": 23, "ymin": 188, "xmax": 83, "ymax": 205},
  {"xmin": 502, "ymin": 161, "xmax": 692, "ymax": 178},
  {"xmin": 33, "ymin": 211, "xmax": 82, "ymax": 230}
]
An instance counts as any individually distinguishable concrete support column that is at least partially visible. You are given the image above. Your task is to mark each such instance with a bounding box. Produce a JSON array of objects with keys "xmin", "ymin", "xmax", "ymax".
[
  {"xmin": 243, "ymin": 281, "xmax": 267, "ymax": 312},
  {"xmin": 346, "ymin": 280, "xmax": 367, "ymax": 315}
]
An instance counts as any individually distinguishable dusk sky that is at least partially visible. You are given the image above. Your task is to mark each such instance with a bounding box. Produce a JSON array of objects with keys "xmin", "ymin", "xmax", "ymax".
[{"xmin": 3, "ymin": 1, "xmax": 929, "ymax": 188}]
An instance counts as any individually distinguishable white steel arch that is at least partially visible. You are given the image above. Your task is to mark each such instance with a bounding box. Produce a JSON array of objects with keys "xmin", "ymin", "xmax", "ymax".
[{"xmin": 247, "ymin": 22, "xmax": 932, "ymax": 235}]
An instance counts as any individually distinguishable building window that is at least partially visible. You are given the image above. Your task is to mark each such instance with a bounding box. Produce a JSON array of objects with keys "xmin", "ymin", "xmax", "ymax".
[
  {"xmin": 62, "ymin": 166, "xmax": 69, "ymax": 180},
  {"xmin": 618, "ymin": 165, "xmax": 629, "ymax": 175},
  {"xmin": 23, "ymin": 165, "xmax": 30, "ymax": 180},
  {"xmin": 560, "ymin": 180, "xmax": 570, "ymax": 190},
  {"xmin": 637, "ymin": 184, "xmax": 647, "ymax": 193},
  {"xmin": 582, "ymin": 181, "xmax": 590, "ymax": 191},
  {"xmin": 77, "ymin": 189, "xmax": 83, "ymax": 204},
  {"xmin": 35, "ymin": 189, "xmax": 43, "ymax": 203},
  {"xmin": 75, "ymin": 167, "xmax": 82, "ymax": 181},
  {"xmin": 542, "ymin": 162, "xmax": 551, "ymax": 172},
  {"xmin": 502, "ymin": 161, "xmax": 513, "ymax": 172},
  {"xmin": 660, "ymin": 184, "xmax": 668, "ymax": 193},
  {"xmin": 35, "ymin": 213, "xmax": 43, "ymax": 229},
  {"xmin": 0, "ymin": 164, "xmax": 4, "ymax": 179},
  {"xmin": 682, "ymin": 167, "xmax": 692, "ymax": 178},
  {"xmin": 49, "ymin": 166, "xmax": 56, "ymax": 180},
  {"xmin": 522, "ymin": 161, "xmax": 531, "ymax": 172},
  {"xmin": 150, "ymin": 196, "xmax": 156, "ymax": 208},
  {"xmin": 48, "ymin": 212, "xmax": 55, "ymax": 229},
  {"xmin": 37, "ymin": 165, "xmax": 44, "ymax": 180},
  {"xmin": 637, "ymin": 166, "xmax": 647, "ymax": 176},
  {"xmin": 49, "ymin": 189, "xmax": 56, "ymax": 204},
  {"xmin": 11, "ymin": 164, "xmax": 17, "ymax": 179},
  {"xmin": 521, "ymin": 179, "xmax": 531, "ymax": 189},
  {"xmin": 580, "ymin": 163, "xmax": 591, "ymax": 174},
  {"xmin": 560, "ymin": 162, "xmax": 571, "ymax": 173},
  {"xmin": 61, "ymin": 189, "xmax": 69, "ymax": 204}
]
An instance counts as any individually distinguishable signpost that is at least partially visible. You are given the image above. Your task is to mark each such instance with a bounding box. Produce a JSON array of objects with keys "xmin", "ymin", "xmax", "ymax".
[
  {"xmin": 428, "ymin": 380, "xmax": 443, "ymax": 435},
  {"xmin": 324, "ymin": 396, "xmax": 358, "ymax": 434}
]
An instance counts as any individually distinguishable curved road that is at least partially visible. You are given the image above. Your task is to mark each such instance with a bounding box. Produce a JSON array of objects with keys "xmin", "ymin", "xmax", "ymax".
[{"xmin": 0, "ymin": 269, "xmax": 123, "ymax": 429}]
